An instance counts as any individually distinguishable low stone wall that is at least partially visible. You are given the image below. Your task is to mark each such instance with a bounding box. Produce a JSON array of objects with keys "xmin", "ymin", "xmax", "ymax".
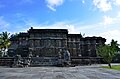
[
  {"xmin": 30, "ymin": 57, "xmax": 59, "ymax": 66},
  {"xmin": 0, "ymin": 57, "xmax": 104, "ymax": 67},
  {"xmin": 71, "ymin": 57, "xmax": 103, "ymax": 66},
  {"xmin": 0, "ymin": 57, "xmax": 14, "ymax": 66}
]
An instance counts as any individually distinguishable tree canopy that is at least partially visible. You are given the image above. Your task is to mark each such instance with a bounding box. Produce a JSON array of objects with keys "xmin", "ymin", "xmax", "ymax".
[
  {"xmin": 0, "ymin": 32, "xmax": 11, "ymax": 57},
  {"xmin": 97, "ymin": 39, "xmax": 120, "ymax": 68}
]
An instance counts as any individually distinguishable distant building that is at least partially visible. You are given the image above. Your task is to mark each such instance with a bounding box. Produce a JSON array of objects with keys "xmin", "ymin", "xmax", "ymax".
[{"xmin": 8, "ymin": 27, "xmax": 106, "ymax": 66}]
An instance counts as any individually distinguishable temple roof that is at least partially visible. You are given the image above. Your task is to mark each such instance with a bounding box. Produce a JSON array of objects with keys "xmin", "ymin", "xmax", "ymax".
[
  {"xmin": 28, "ymin": 27, "xmax": 68, "ymax": 33},
  {"xmin": 81, "ymin": 36, "xmax": 106, "ymax": 41},
  {"xmin": 18, "ymin": 33, "xmax": 29, "ymax": 37},
  {"xmin": 68, "ymin": 34, "xmax": 82, "ymax": 38}
]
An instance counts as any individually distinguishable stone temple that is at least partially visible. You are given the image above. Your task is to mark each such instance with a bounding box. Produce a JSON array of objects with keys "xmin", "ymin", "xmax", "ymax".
[{"xmin": 8, "ymin": 27, "xmax": 106, "ymax": 66}]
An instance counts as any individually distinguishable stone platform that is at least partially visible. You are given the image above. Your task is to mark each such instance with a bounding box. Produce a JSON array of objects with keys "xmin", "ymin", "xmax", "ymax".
[{"xmin": 0, "ymin": 64, "xmax": 120, "ymax": 79}]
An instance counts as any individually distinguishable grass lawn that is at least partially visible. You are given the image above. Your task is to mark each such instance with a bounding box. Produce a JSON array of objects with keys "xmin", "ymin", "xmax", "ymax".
[{"xmin": 102, "ymin": 65, "xmax": 120, "ymax": 71}]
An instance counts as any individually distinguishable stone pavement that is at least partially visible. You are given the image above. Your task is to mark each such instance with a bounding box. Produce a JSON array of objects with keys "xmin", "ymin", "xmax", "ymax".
[{"xmin": 0, "ymin": 64, "xmax": 120, "ymax": 79}]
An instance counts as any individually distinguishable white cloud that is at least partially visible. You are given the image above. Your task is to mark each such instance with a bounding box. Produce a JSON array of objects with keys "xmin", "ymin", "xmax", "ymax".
[
  {"xmin": 46, "ymin": 0, "xmax": 64, "ymax": 11},
  {"xmin": 117, "ymin": 11, "xmax": 120, "ymax": 17},
  {"xmin": 93, "ymin": 0, "xmax": 120, "ymax": 12},
  {"xmin": 93, "ymin": 0, "xmax": 112, "ymax": 12},
  {"xmin": 0, "ymin": 16, "xmax": 10, "ymax": 30},
  {"xmin": 47, "ymin": 5, "xmax": 56, "ymax": 11},
  {"xmin": 100, "ymin": 14, "xmax": 120, "ymax": 26},
  {"xmin": 114, "ymin": 0, "xmax": 120, "ymax": 6},
  {"xmin": 23, "ymin": 21, "xmax": 79, "ymax": 34},
  {"xmin": 103, "ymin": 16, "xmax": 114, "ymax": 25},
  {"xmin": 99, "ymin": 30, "xmax": 120, "ymax": 44}
]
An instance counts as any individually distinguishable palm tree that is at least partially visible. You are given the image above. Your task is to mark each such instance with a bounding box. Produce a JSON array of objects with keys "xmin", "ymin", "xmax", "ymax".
[
  {"xmin": 0, "ymin": 32, "xmax": 11, "ymax": 57},
  {"xmin": 0, "ymin": 36, "xmax": 3, "ymax": 57}
]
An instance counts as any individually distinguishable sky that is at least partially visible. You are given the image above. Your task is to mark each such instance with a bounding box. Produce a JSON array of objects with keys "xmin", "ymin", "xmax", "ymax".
[{"xmin": 0, "ymin": 0, "xmax": 120, "ymax": 44}]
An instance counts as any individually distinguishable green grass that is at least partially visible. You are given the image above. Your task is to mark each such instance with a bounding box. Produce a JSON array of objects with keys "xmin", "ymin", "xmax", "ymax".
[{"xmin": 102, "ymin": 65, "xmax": 120, "ymax": 71}]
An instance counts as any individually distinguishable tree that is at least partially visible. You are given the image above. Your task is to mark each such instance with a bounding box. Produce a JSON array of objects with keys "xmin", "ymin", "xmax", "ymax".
[
  {"xmin": 110, "ymin": 39, "xmax": 120, "ymax": 63},
  {"xmin": 0, "ymin": 36, "xmax": 3, "ymax": 57},
  {"xmin": 110, "ymin": 39, "xmax": 120, "ymax": 52},
  {"xmin": 0, "ymin": 32, "xmax": 11, "ymax": 57},
  {"xmin": 97, "ymin": 39, "xmax": 119, "ymax": 68},
  {"xmin": 113, "ymin": 52, "xmax": 120, "ymax": 63}
]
